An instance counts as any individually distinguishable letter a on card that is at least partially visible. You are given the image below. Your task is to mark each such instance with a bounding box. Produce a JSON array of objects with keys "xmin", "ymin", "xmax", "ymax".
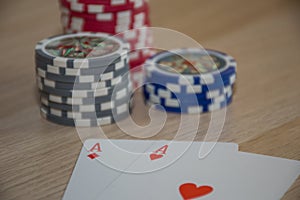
[
  {"xmin": 87, "ymin": 143, "xmax": 102, "ymax": 160},
  {"xmin": 150, "ymin": 145, "xmax": 168, "ymax": 161}
]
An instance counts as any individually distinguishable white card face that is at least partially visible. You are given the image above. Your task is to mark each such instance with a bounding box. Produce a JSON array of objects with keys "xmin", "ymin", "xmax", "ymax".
[
  {"xmin": 63, "ymin": 139, "xmax": 238, "ymax": 200},
  {"xmin": 96, "ymin": 141, "xmax": 240, "ymax": 200},
  {"xmin": 232, "ymin": 152, "xmax": 300, "ymax": 200}
]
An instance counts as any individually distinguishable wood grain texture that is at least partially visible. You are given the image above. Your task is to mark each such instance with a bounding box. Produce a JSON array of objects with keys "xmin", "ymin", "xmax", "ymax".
[{"xmin": 0, "ymin": 0, "xmax": 300, "ymax": 199}]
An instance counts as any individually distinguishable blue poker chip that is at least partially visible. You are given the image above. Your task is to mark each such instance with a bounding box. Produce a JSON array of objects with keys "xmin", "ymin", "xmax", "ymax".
[
  {"xmin": 143, "ymin": 85, "xmax": 232, "ymax": 108},
  {"xmin": 144, "ymin": 76, "xmax": 235, "ymax": 96},
  {"xmin": 143, "ymin": 81, "xmax": 233, "ymax": 101},
  {"xmin": 144, "ymin": 68, "xmax": 236, "ymax": 87},
  {"xmin": 145, "ymin": 95, "xmax": 233, "ymax": 114},
  {"xmin": 144, "ymin": 48, "xmax": 236, "ymax": 86}
]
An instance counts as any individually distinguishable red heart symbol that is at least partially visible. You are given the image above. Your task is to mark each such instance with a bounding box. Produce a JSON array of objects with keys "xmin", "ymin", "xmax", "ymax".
[
  {"xmin": 179, "ymin": 183, "xmax": 213, "ymax": 199},
  {"xmin": 150, "ymin": 153, "xmax": 163, "ymax": 160}
]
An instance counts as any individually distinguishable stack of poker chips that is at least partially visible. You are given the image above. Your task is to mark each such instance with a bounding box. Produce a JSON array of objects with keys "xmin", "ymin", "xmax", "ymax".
[
  {"xmin": 35, "ymin": 33, "xmax": 133, "ymax": 127},
  {"xmin": 59, "ymin": 0, "xmax": 153, "ymax": 69},
  {"xmin": 143, "ymin": 48, "xmax": 237, "ymax": 114}
]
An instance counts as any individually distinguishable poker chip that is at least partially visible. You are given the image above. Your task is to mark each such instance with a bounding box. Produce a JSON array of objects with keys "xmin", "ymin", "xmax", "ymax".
[
  {"xmin": 143, "ymin": 48, "xmax": 237, "ymax": 114},
  {"xmin": 35, "ymin": 53, "xmax": 128, "ymax": 75},
  {"xmin": 37, "ymin": 74, "xmax": 129, "ymax": 90},
  {"xmin": 35, "ymin": 33, "xmax": 133, "ymax": 126},
  {"xmin": 37, "ymin": 77, "xmax": 129, "ymax": 98},
  {"xmin": 143, "ymin": 83, "xmax": 233, "ymax": 102},
  {"xmin": 62, "ymin": 23, "xmax": 150, "ymax": 36},
  {"xmin": 40, "ymin": 105, "xmax": 132, "ymax": 127},
  {"xmin": 35, "ymin": 32, "xmax": 129, "ymax": 69},
  {"xmin": 146, "ymin": 96, "xmax": 233, "ymax": 114},
  {"xmin": 58, "ymin": 0, "xmax": 153, "ymax": 70},
  {"xmin": 62, "ymin": 16, "xmax": 150, "ymax": 34},
  {"xmin": 143, "ymin": 87, "xmax": 233, "ymax": 110},
  {"xmin": 36, "ymin": 64, "xmax": 128, "ymax": 83},
  {"xmin": 36, "ymin": 77, "xmax": 130, "ymax": 98},
  {"xmin": 144, "ymin": 74, "xmax": 235, "ymax": 95},
  {"xmin": 40, "ymin": 90, "xmax": 131, "ymax": 112},
  {"xmin": 40, "ymin": 82, "xmax": 131, "ymax": 105},
  {"xmin": 60, "ymin": 0, "xmax": 147, "ymax": 14},
  {"xmin": 60, "ymin": 4, "xmax": 149, "ymax": 23},
  {"xmin": 145, "ymin": 49, "xmax": 237, "ymax": 86},
  {"xmin": 41, "ymin": 103, "xmax": 129, "ymax": 119}
]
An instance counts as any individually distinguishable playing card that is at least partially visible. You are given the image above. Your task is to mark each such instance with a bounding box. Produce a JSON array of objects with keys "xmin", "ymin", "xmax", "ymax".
[
  {"xmin": 62, "ymin": 139, "xmax": 238, "ymax": 200},
  {"xmin": 63, "ymin": 139, "xmax": 160, "ymax": 200},
  {"xmin": 97, "ymin": 142, "xmax": 300, "ymax": 200}
]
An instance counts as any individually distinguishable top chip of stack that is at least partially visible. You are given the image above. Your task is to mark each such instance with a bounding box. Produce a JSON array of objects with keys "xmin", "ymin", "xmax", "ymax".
[
  {"xmin": 35, "ymin": 32, "xmax": 133, "ymax": 127},
  {"xmin": 143, "ymin": 48, "xmax": 237, "ymax": 114}
]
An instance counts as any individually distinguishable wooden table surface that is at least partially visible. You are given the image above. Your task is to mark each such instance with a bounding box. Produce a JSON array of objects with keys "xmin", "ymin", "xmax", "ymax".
[{"xmin": 1, "ymin": 0, "xmax": 300, "ymax": 199}]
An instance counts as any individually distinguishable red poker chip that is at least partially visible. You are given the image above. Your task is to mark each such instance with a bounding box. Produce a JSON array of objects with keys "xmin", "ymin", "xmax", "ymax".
[
  {"xmin": 62, "ymin": 21, "xmax": 151, "ymax": 34},
  {"xmin": 74, "ymin": 0, "xmax": 143, "ymax": 6},
  {"xmin": 61, "ymin": 11, "xmax": 150, "ymax": 28},
  {"xmin": 61, "ymin": 8, "xmax": 150, "ymax": 27},
  {"xmin": 130, "ymin": 67, "xmax": 144, "ymax": 89},
  {"xmin": 69, "ymin": 18, "xmax": 150, "ymax": 28},
  {"xmin": 60, "ymin": 0, "xmax": 147, "ymax": 14},
  {"xmin": 129, "ymin": 49, "xmax": 153, "ymax": 60},
  {"xmin": 127, "ymin": 35, "xmax": 153, "ymax": 52},
  {"xmin": 60, "ymin": 4, "xmax": 150, "ymax": 31},
  {"xmin": 60, "ymin": 9, "xmax": 150, "ymax": 25},
  {"xmin": 62, "ymin": 20, "xmax": 150, "ymax": 34},
  {"xmin": 66, "ymin": 0, "xmax": 148, "ymax": 6},
  {"xmin": 62, "ymin": 13, "xmax": 151, "ymax": 34},
  {"xmin": 129, "ymin": 57, "xmax": 147, "ymax": 69},
  {"xmin": 60, "ymin": 3, "xmax": 149, "ymax": 21},
  {"xmin": 129, "ymin": 48, "xmax": 153, "ymax": 69}
]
